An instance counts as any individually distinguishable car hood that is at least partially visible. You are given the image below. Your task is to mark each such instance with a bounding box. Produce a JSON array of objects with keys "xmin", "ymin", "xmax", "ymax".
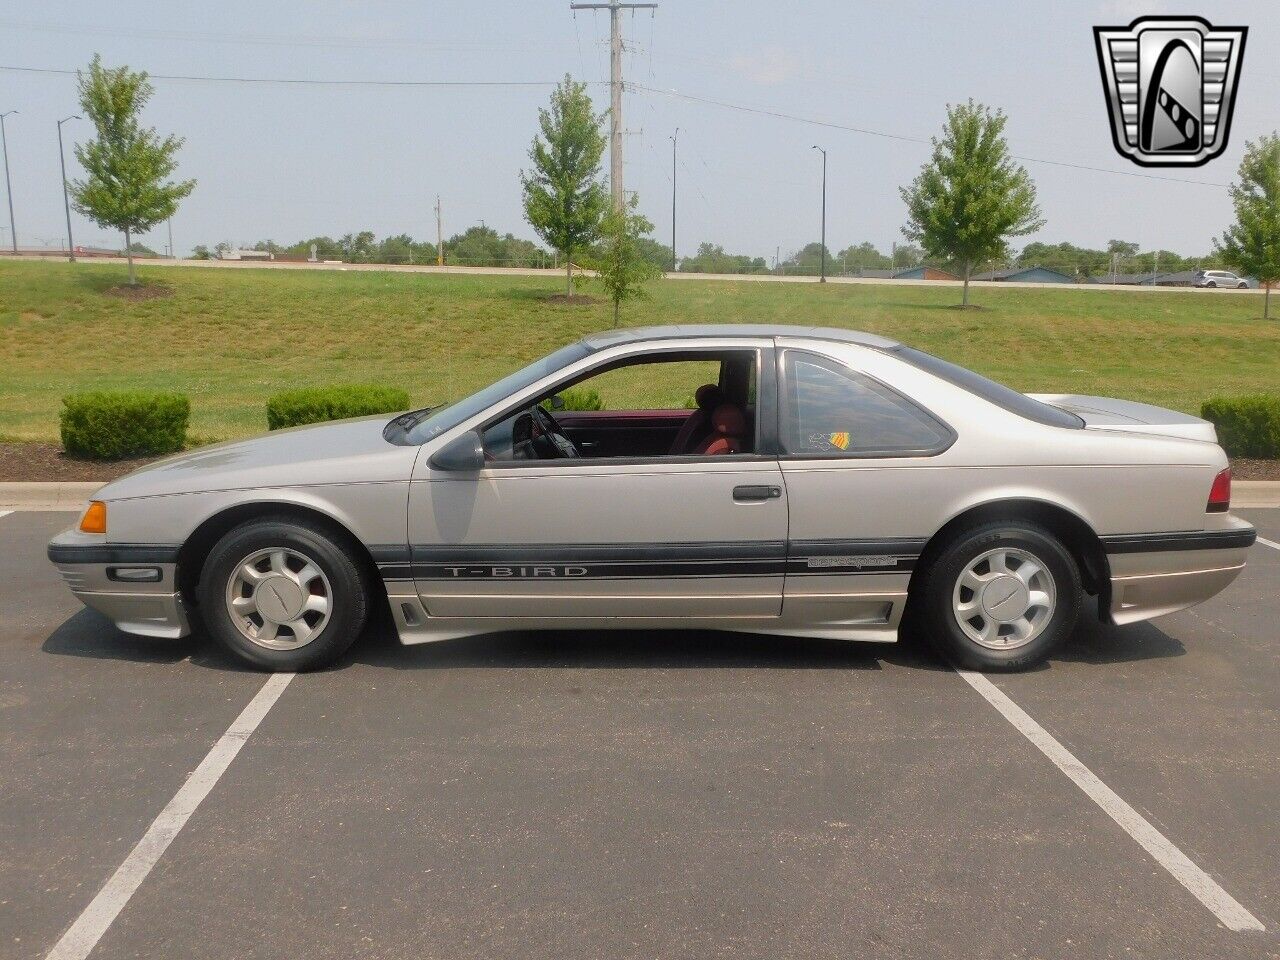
[
  {"xmin": 97, "ymin": 415, "xmax": 420, "ymax": 501},
  {"xmin": 1029, "ymin": 394, "xmax": 1218, "ymax": 442}
]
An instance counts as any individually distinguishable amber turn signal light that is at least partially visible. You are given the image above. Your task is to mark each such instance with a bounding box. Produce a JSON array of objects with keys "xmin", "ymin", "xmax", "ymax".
[{"xmin": 79, "ymin": 501, "xmax": 107, "ymax": 534}]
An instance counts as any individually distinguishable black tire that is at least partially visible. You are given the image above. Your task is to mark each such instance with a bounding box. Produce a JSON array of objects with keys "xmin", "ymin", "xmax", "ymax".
[
  {"xmin": 1206, "ymin": 281, "xmax": 1217, "ymax": 288},
  {"xmin": 915, "ymin": 521, "xmax": 1081, "ymax": 671},
  {"xmin": 198, "ymin": 517, "xmax": 370, "ymax": 671}
]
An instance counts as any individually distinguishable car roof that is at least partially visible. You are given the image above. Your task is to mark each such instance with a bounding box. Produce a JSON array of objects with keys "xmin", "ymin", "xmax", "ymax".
[{"xmin": 580, "ymin": 324, "xmax": 900, "ymax": 352}]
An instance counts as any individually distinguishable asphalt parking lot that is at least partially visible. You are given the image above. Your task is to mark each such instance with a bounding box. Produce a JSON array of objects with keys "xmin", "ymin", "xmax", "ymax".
[{"xmin": 2, "ymin": 509, "xmax": 1278, "ymax": 960}]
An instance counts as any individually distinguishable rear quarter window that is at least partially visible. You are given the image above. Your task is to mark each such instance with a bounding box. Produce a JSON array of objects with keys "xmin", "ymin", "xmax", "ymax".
[
  {"xmin": 889, "ymin": 346, "xmax": 1085, "ymax": 430},
  {"xmin": 781, "ymin": 351, "xmax": 954, "ymax": 457}
]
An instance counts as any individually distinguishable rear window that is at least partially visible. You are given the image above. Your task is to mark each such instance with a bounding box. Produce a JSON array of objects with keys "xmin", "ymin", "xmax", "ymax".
[{"xmin": 889, "ymin": 346, "xmax": 1085, "ymax": 429}]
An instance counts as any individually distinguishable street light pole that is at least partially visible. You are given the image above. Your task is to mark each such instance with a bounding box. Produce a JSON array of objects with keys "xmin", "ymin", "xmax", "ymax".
[
  {"xmin": 0, "ymin": 111, "xmax": 16, "ymax": 254},
  {"xmin": 167, "ymin": 217, "xmax": 175, "ymax": 259},
  {"xmin": 57, "ymin": 115, "xmax": 80, "ymax": 263},
  {"xmin": 669, "ymin": 127, "xmax": 678, "ymax": 272},
  {"xmin": 812, "ymin": 145, "xmax": 827, "ymax": 283}
]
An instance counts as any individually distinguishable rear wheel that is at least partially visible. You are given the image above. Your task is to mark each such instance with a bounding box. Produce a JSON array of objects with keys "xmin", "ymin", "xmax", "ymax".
[
  {"xmin": 916, "ymin": 521, "xmax": 1080, "ymax": 671},
  {"xmin": 199, "ymin": 517, "xmax": 369, "ymax": 671}
]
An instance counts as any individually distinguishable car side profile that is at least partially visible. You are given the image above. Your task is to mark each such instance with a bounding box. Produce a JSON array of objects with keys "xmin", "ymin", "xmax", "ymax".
[
  {"xmin": 1193, "ymin": 270, "xmax": 1250, "ymax": 288},
  {"xmin": 48, "ymin": 325, "xmax": 1256, "ymax": 672}
]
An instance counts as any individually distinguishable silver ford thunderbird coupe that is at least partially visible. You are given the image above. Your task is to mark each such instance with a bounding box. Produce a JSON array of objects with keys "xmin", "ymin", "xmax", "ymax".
[{"xmin": 49, "ymin": 325, "xmax": 1256, "ymax": 672}]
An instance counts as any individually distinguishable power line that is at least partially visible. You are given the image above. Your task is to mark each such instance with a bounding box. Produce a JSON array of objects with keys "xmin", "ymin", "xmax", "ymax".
[
  {"xmin": 629, "ymin": 83, "xmax": 1232, "ymax": 188},
  {"xmin": 0, "ymin": 62, "xmax": 1231, "ymax": 189},
  {"xmin": 0, "ymin": 64, "xmax": 564, "ymax": 88},
  {"xmin": 0, "ymin": 18, "xmax": 580, "ymax": 52}
]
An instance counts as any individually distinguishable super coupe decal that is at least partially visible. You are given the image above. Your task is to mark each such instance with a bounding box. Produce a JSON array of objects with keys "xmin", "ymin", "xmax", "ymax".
[{"xmin": 374, "ymin": 540, "xmax": 927, "ymax": 582}]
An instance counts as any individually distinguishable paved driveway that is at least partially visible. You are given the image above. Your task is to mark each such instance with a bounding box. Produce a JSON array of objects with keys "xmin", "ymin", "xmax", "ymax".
[{"xmin": 2, "ymin": 510, "xmax": 1277, "ymax": 960}]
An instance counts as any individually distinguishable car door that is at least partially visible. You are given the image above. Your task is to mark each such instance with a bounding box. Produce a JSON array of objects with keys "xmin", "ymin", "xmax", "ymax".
[
  {"xmin": 774, "ymin": 340, "xmax": 957, "ymax": 635},
  {"xmin": 407, "ymin": 340, "xmax": 788, "ymax": 620}
]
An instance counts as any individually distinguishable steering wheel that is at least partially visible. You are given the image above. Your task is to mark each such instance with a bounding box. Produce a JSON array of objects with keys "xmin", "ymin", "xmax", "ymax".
[{"xmin": 530, "ymin": 404, "xmax": 581, "ymax": 459}]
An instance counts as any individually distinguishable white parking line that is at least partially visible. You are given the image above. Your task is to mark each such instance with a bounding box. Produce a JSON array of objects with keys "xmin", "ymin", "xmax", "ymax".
[
  {"xmin": 1257, "ymin": 536, "xmax": 1280, "ymax": 551},
  {"xmin": 0, "ymin": 510, "xmax": 13, "ymax": 520},
  {"xmin": 956, "ymin": 668, "xmax": 1264, "ymax": 933},
  {"xmin": 45, "ymin": 672, "xmax": 295, "ymax": 960}
]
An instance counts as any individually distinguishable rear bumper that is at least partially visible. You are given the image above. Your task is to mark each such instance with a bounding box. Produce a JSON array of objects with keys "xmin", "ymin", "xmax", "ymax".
[
  {"xmin": 1101, "ymin": 522, "xmax": 1256, "ymax": 625},
  {"xmin": 47, "ymin": 529, "xmax": 191, "ymax": 639}
]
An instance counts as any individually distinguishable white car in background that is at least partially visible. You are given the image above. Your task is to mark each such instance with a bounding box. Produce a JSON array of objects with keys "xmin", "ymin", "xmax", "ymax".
[{"xmin": 1193, "ymin": 270, "xmax": 1250, "ymax": 289}]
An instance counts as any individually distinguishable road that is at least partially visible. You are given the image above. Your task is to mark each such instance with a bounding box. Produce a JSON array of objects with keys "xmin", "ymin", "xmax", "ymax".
[
  {"xmin": 2, "ymin": 509, "xmax": 1278, "ymax": 960},
  {"xmin": 2, "ymin": 253, "xmax": 1269, "ymax": 294}
]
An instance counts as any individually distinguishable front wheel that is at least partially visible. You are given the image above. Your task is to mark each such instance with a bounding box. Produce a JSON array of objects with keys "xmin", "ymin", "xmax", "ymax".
[
  {"xmin": 915, "ymin": 521, "xmax": 1081, "ymax": 671},
  {"xmin": 199, "ymin": 517, "xmax": 370, "ymax": 671}
]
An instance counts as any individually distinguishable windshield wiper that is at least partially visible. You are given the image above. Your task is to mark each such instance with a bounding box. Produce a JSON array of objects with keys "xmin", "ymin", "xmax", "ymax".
[{"xmin": 390, "ymin": 403, "xmax": 447, "ymax": 431}]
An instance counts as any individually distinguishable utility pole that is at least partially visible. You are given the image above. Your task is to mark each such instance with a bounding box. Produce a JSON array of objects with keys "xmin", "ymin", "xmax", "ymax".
[
  {"xmin": 434, "ymin": 195, "xmax": 443, "ymax": 266},
  {"xmin": 669, "ymin": 127, "xmax": 678, "ymax": 272},
  {"xmin": 812, "ymin": 145, "xmax": 827, "ymax": 283},
  {"xmin": 0, "ymin": 111, "xmax": 16, "ymax": 254},
  {"xmin": 57, "ymin": 115, "xmax": 80, "ymax": 263},
  {"xmin": 570, "ymin": 0, "xmax": 658, "ymax": 212}
]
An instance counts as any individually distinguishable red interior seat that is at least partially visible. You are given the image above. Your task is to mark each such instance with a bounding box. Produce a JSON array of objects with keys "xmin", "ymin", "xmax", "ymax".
[
  {"xmin": 693, "ymin": 404, "xmax": 746, "ymax": 456},
  {"xmin": 668, "ymin": 383, "xmax": 723, "ymax": 455}
]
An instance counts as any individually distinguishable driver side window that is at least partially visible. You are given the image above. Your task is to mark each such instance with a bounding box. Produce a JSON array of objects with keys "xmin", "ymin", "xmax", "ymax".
[{"xmin": 481, "ymin": 350, "xmax": 763, "ymax": 463}]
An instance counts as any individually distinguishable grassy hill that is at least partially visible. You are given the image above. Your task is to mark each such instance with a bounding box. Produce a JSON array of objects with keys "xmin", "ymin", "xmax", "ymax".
[{"xmin": 1, "ymin": 260, "xmax": 1277, "ymax": 444}]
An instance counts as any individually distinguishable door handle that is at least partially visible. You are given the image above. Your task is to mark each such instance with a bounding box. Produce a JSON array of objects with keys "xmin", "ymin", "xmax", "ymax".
[{"xmin": 733, "ymin": 484, "xmax": 782, "ymax": 502}]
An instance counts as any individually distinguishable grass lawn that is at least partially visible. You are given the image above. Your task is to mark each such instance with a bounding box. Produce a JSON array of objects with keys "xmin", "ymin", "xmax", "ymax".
[{"xmin": 1, "ymin": 260, "xmax": 1277, "ymax": 444}]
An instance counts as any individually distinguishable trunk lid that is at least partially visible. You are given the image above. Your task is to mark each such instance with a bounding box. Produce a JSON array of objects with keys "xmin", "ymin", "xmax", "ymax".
[{"xmin": 1027, "ymin": 394, "xmax": 1218, "ymax": 442}]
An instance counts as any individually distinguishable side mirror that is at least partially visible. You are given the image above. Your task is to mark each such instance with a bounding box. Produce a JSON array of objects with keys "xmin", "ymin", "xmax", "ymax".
[
  {"xmin": 429, "ymin": 430, "xmax": 485, "ymax": 472},
  {"xmin": 550, "ymin": 394, "xmax": 566, "ymax": 411}
]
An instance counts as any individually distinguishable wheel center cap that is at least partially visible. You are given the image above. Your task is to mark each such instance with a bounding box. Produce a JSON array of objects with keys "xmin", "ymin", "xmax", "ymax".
[
  {"xmin": 254, "ymin": 575, "xmax": 304, "ymax": 622},
  {"xmin": 980, "ymin": 574, "xmax": 1030, "ymax": 622}
]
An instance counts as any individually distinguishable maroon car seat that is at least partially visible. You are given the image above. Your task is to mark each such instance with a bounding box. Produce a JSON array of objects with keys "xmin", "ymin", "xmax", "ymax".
[
  {"xmin": 668, "ymin": 383, "xmax": 724, "ymax": 454},
  {"xmin": 693, "ymin": 404, "xmax": 746, "ymax": 455}
]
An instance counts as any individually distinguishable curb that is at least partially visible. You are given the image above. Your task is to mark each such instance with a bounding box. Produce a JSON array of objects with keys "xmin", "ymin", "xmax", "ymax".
[
  {"xmin": 0, "ymin": 482, "xmax": 104, "ymax": 511},
  {"xmin": 1233, "ymin": 480, "xmax": 1280, "ymax": 509},
  {"xmin": 1, "ymin": 480, "xmax": 1277, "ymax": 511}
]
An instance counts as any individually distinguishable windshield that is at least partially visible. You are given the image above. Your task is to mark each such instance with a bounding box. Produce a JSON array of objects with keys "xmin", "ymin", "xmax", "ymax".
[
  {"xmin": 396, "ymin": 341, "xmax": 593, "ymax": 445},
  {"xmin": 889, "ymin": 346, "xmax": 1085, "ymax": 429}
]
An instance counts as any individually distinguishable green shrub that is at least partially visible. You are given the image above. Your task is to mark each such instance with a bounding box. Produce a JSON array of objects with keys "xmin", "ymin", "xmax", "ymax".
[
  {"xmin": 543, "ymin": 387, "xmax": 605, "ymax": 412},
  {"xmin": 1201, "ymin": 395, "xmax": 1280, "ymax": 458},
  {"xmin": 266, "ymin": 384, "xmax": 411, "ymax": 430},
  {"xmin": 60, "ymin": 392, "xmax": 190, "ymax": 460}
]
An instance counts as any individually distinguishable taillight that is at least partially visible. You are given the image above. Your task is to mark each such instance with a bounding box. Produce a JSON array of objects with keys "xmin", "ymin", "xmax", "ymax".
[{"xmin": 1206, "ymin": 468, "xmax": 1231, "ymax": 513}]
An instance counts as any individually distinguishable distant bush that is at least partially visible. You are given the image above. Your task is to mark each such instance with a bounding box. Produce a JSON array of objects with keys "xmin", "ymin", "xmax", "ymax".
[
  {"xmin": 60, "ymin": 391, "xmax": 190, "ymax": 460},
  {"xmin": 266, "ymin": 384, "xmax": 411, "ymax": 430},
  {"xmin": 1201, "ymin": 395, "xmax": 1280, "ymax": 458},
  {"xmin": 544, "ymin": 387, "xmax": 604, "ymax": 412}
]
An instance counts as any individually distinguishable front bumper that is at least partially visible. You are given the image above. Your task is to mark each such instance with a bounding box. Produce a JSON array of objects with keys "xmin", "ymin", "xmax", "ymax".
[
  {"xmin": 1102, "ymin": 521, "xmax": 1256, "ymax": 625},
  {"xmin": 47, "ymin": 529, "xmax": 191, "ymax": 639}
]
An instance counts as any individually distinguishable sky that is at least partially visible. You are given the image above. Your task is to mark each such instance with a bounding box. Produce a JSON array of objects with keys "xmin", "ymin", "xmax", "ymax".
[{"xmin": 0, "ymin": 0, "xmax": 1276, "ymax": 260}]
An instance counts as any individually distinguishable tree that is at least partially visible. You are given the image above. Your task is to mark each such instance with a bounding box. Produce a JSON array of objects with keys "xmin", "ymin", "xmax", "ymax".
[
  {"xmin": 339, "ymin": 231, "xmax": 377, "ymax": 263},
  {"xmin": 1106, "ymin": 239, "xmax": 1139, "ymax": 259},
  {"xmin": 836, "ymin": 241, "xmax": 892, "ymax": 274},
  {"xmin": 676, "ymin": 243, "xmax": 767, "ymax": 274},
  {"xmin": 900, "ymin": 101, "xmax": 1043, "ymax": 306},
  {"xmin": 783, "ymin": 242, "xmax": 835, "ymax": 276},
  {"xmin": 1217, "ymin": 133, "xmax": 1280, "ymax": 320},
  {"xmin": 892, "ymin": 243, "xmax": 924, "ymax": 269},
  {"xmin": 588, "ymin": 197, "xmax": 662, "ymax": 327},
  {"xmin": 521, "ymin": 75, "xmax": 609, "ymax": 296},
  {"xmin": 70, "ymin": 55, "xmax": 195, "ymax": 286}
]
